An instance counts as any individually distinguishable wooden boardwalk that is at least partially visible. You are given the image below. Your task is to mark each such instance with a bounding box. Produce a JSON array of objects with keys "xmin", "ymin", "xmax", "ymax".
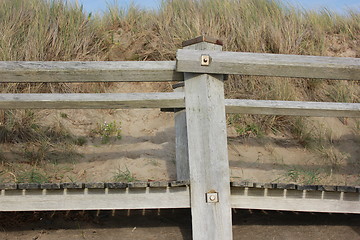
[{"xmin": 0, "ymin": 181, "xmax": 358, "ymax": 214}]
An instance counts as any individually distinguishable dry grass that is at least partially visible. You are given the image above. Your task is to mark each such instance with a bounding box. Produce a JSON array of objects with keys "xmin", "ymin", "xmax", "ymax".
[
  {"xmin": 102, "ymin": 0, "xmax": 359, "ymax": 134},
  {"xmin": 0, "ymin": 0, "xmax": 108, "ymax": 61},
  {"xmin": 0, "ymin": 0, "xmax": 111, "ymax": 94},
  {"xmin": 104, "ymin": 0, "xmax": 359, "ymax": 58}
]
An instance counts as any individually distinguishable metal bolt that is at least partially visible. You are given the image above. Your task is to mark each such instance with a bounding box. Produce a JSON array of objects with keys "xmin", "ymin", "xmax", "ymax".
[
  {"xmin": 201, "ymin": 55, "xmax": 211, "ymax": 66},
  {"xmin": 206, "ymin": 192, "xmax": 219, "ymax": 203}
]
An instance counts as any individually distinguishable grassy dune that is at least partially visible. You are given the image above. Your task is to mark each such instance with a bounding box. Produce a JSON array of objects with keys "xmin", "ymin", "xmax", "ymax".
[
  {"xmin": 0, "ymin": 0, "xmax": 108, "ymax": 61},
  {"xmin": 100, "ymin": 0, "xmax": 360, "ymax": 133},
  {"xmin": 0, "ymin": 0, "xmax": 359, "ymax": 134},
  {"xmin": 0, "ymin": 0, "xmax": 359, "ymax": 130}
]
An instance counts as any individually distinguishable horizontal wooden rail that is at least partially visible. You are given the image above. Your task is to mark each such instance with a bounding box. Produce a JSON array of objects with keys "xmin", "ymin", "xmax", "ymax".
[
  {"xmin": 230, "ymin": 187, "xmax": 360, "ymax": 214},
  {"xmin": 0, "ymin": 187, "xmax": 190, "ymax": 211},
  {"xmin": 0, "ymin": 92, "xmax": 184, "ymax": 109},
  {"xmin": 0, "ymin": 61, "xmax": 183, "ymax": 83},
  {"xmin": 225, "ymin": 99, "xmax": 360, "ymax": 117},
  {"xmin": 0, "ymin": 182, "xmax": 358, "ymax": 213},
  {"xmin": 0, "ymin": 94, "xmax": 358, "ymax": 118},
  {"xmin": 177, "ymin": 49, "xmax": 360, "ymax": 80}
]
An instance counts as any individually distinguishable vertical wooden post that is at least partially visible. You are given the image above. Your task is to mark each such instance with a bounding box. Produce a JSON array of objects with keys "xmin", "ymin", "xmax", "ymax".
[
  {"xmin": 182, "ymin": 36, "xmax": 233, "ymax": 240},
  {"xmin": 173, "ymin": 83, "xmax": 189, "ymax": 181}
]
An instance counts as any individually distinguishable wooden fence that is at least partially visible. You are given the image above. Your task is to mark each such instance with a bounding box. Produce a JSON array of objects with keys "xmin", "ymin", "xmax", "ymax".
[{"xmin": 0, "ymin": 36, "xmax": 359, "ymax": 240}]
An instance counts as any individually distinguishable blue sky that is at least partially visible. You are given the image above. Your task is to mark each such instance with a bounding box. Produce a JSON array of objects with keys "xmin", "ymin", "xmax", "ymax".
[{"xmin": 72, "ymin": 0, "xmax": 360, "ymax": 14}]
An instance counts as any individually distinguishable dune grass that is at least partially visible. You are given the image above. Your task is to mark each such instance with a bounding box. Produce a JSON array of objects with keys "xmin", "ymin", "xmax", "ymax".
[
  {"xmin": 0, "ymin": 0, "xmax": 358, "ymax": 128},
  {"xmin": 0, "ymin": 0, "xmax": 109, "ymax": 61}
]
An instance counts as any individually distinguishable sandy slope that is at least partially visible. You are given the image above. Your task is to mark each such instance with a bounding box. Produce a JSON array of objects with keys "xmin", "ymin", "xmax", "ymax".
[
  {"xmin": 32, "ymin": 82, "xmax": 359, "ymax": 186},
  {"xmin": 1, "ymin": 81, "xmax": 359, "ymax": 185}
]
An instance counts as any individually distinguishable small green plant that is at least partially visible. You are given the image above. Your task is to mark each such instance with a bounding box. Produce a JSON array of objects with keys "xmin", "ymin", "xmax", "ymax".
[
  {"xmin": 17, "ymin": 168, "xmax": 49, "ymax": 183},
  {"xmin": 327, "ymin": 81, "xmax": 359, "ymax": 103},
  {"xmin": 92, "ymin": 121, "xmax": 122, "ymax": 144},
  {"xmin": 112, "ymin": 167, "xmax": 136, "ymax": 182},
  {"xmin": 291, "ymin": 118, "xmax": 321, "ymax": 149},
  {"xmin": 0, "ymin": 170, "xmax": 5, "ymax": 183},
  {"xmin": 318, "ymin": 146, "xmax": 348, "ymax": 170},
  {"xmin": 60, "ymin": 112, "xmax": 68, "ymax": 119},
  {"xmin": 148, "ymin": 159, "xmax": 160, "ymax": 167},
  {"xmin": 67, "ymin": 175, "xmax": 78, "ymax": 183},
  {"xmin": 22, "ymin": 143, "xmax": 49, "ymax": 165},
  {"xmin": 0, "ymin": 110, "xmax": 41, "ymax": 143},
  {"xmin": 74, "ymin": 137, "xmax": 87, "ymax": 146},
  {"xmin": 285, "ymin": 168, "xmax": 320, "ymax": 185},
  {"xmin": 235, "ymin": 123, "xmax": 263, "ymax": 137},
  {"xmin": 227, "ymin": 114, "xmax": 242, "ymax": 125}
]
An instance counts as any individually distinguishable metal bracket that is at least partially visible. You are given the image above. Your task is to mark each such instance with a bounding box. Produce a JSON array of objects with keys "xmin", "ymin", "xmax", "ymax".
[
  {"xmin": 201, "ymin": 55, "xmax": 211, "ymax": 66},
  {"xmin": 206, "ymin": 192, "xmax": 219, "ymax": 203}
]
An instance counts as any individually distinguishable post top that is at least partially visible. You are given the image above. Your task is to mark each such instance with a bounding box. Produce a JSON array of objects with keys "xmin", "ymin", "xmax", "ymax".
[{"xmin": 182, "ymin": 36, "xmax": 223, "ymax": 47}]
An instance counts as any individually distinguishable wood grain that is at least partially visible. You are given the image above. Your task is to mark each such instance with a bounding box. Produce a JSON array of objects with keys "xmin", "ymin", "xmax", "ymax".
[
  {"xmin": 177, "ymin": 49, "xmax": 360, "ymax": 80},
  {"xmin": 0, "ymin": 187, "xmax": 190, "ymax": 211},
  {"xmin": 231, "ymin": 188, "xmax": 360, "ymax": 214},
  {"xmin": 184, "ymin": 42, "xmax": 233, "ymax": 240},
  {"xmin": 1, "ymin": 93, "xmax": 357, "ymax": 118},
  {"xmin": 225, "ymin": 99, "xmax": 360, "ymax": 117},
  {"xmin": 173, "ymin": 85, "xmax": 189, "ymax": 181},
  {"xmin": 0, "ymin": 186, "xmax": 358, "ymax": 213},
  {"xmin": 0, "ymin": 92, "xmax": 184, "ymax": 109},
  {"xmin": 0, "ymin": 61, "xmax": 183, "ymax": 82}
]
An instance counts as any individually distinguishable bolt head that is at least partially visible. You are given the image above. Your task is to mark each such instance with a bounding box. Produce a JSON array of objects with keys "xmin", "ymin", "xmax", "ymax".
[
  {"xmin": 206, "ymin": 192, "xmax": 219, "ymax": 203},
  {"xmin": 201, "ymin": 55, "xmax": 211, "ymax": 66}
]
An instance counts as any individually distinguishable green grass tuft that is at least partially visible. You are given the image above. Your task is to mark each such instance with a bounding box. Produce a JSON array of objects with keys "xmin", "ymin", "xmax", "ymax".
[{"xmin": 112, "ymin": 166, "xmax": 137, "ymax": 182}]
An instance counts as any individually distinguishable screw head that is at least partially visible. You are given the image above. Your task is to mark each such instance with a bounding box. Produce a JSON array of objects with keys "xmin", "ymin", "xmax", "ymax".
[
  {"xmin": 206, "ymin": 192, "xmax": 219, "ymax": 203},
  {"xmin": 201, "ymin": 55, "xmax": 211, "ymax": 66}
]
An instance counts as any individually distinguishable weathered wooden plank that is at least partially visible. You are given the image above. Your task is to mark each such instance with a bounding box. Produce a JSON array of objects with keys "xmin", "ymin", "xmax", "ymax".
[
  {"xmin": 61, "ymin": 183, "xmax": 84, "ymax": 189},
  {"xmin": 184, "ymin": 40, "xmax": 233, "ymax": 240},
  {"xmin": 225, "ymin": 99, "xmax": 360, "ymax": 117},
  {"xmin": 173, "ymin": 83, "xmax": 189, "ymax": 181},
  {"xmin": 18, "ymin": 183, "xmax": 40, "ymax": 190},
  {"xmin": 231, "ymin": 187, "xmax": 360, "ymax": 214},
  {"xmin": 0, "ymin": 187, "xmax": 190, "ymax": 211},
  {"xmin": 128, "ymin": 182, "xmax": 148, "ymax": 188},
  {"xmin": 0, "ymin": 92, "xmax": 184, "ymax": 109},
  {"xmin": 337, "ymin": 186, "xmax": 357, "ymax": 193},
  {"xmin": 0, "ymin": 61, "xmax": 183, "ymax": 82},
  {"xmin": 105, "ymin": 183, "xmax": 128, "ymax": 189},
  {"xmin": 297, "ymin": 185, "xmax": 318, "ymax": 191},
  {"xmin": 84, "ymin": 183, "xmax": 105, "ymax": 189},
  {"xmin": 231, "ymin": 189, "xmax": 360, "ymax": 214},
  {"xmin": 40, "ymin": 183, "xmax": 61, "ymax": 189},
  {"xmin": 0, "ymin": 183, "xmax": 17, "ymax": 190},
  {"xmin": 0, "ymin": 186, "xmax": 358, "ymax": 213},
  {"xmin": 318, "ymin": 185, "xmax": 337, "ymax": 192},
  {"xmin": 170, "ymin": 180, "xmax": 190, "ymax": 187},
  {"xmin": 177, "ymin": 49, "xmax": 360, "ymax": 80},
  {"xmin": 276, "ymin": 183, "xmax": 297, "ymax": 190},
  {"xmin": 0, "ymin": 93, "xmax": 358, "ymax": 117},
  {"xmin": 148, "ymin": 181, "xmax": 169, "ymax": 188}
]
